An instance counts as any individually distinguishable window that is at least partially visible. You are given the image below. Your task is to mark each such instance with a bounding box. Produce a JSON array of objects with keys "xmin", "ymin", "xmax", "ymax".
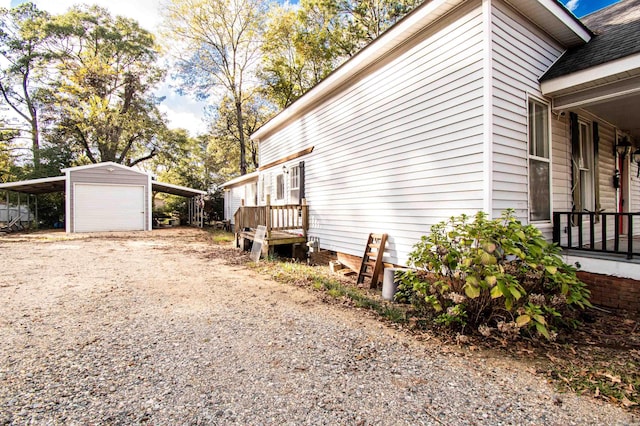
[
  {"xmin": 578, "ymin": 121, "xmax": 594, "ymax": 211},
  {"xmin": 261, "ymin": 173, "xmax": 271, "ymax": 203},
  {"xmin": 276, "ymin": 174, "xmax": 285, "ymax": 200},
  {"xmin": 246, "ymin": 182, "xmax": 257, "ymax": 206},
  {"xmin": 528, "ymin": 99, "xmax": 550, "ymax": 222},
  {"xmin": 290, "ymin": 165, "xmax": 300, "ymax": 202}
]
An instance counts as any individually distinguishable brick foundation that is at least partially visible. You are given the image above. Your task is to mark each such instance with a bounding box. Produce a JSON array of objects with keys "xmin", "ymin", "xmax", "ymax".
[{"xmin": 577, "ymin": 271, "xmax": 640, "ymax": 312}]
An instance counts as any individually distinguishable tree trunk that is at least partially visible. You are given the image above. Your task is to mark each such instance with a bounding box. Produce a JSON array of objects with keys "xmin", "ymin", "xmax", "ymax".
[
  {"xmin": 30, "ymin": 113, "xmax": 40, "ymax": 176},
  {"xmin": 235, "ymin": 98, "xmax": 247, "ymax": 175}
]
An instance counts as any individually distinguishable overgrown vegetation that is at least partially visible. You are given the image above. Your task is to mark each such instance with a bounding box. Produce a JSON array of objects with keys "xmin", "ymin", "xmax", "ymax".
[
  {"xmin": 252, "ymin": 260, "xmax": 409, "ymax": 325},
  {"xmin": 396, "ymin": 210, "xmax": 591, "ymax": 341}
]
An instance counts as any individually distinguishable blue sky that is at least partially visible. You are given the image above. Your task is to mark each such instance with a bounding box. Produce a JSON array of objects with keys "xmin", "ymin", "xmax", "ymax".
[{"xmin": 561, "ymin": 0, "xmax": 621, "ymax": 17}]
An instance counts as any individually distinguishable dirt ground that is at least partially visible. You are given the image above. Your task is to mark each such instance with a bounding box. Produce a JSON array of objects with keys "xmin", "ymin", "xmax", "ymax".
[{"xmin": 0, "ymin": 227, "xmax": 638, "ymax": 425}]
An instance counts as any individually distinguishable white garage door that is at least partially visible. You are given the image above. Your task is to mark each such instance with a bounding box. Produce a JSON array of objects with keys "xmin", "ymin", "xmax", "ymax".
[{"xmin": 74, "ymin": 184, "xmax": 146, "ymax": 232}]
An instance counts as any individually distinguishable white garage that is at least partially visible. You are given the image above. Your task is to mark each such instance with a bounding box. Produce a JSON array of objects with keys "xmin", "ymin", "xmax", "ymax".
[
  {"xmin": 0, "ymin": 162, "xmax": 207, "ymax": 233},
  {"xmin": 65, "ymin": 163, "xmax": 152, "ymax": 233}
]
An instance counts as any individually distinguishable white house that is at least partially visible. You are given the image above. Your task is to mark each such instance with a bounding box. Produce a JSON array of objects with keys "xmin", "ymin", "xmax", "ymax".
[
  {"xmin": 221, "ymin": 171, "xmax": 259, "ymax": 229},
  {"xmin": 229, "ymin": 0, "xmax": 640, "ymax": 310}
]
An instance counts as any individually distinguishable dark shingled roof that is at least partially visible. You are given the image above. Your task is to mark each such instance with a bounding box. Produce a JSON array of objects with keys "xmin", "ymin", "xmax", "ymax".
[{"xmin": 541, "ymin": 0, "xmax": 640, "ymax": 81}]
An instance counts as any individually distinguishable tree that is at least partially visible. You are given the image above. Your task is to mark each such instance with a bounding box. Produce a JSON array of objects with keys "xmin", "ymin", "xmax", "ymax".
[
  {"xmin": 147, "ymin": 128, "xmax": 213, "ymax": 191},
  {"xmin": 260, "ymin": 0, "xmax": 340, "ymax": 108},
  {"xmin": 45, "ymin": 5, "xmax": 168, "ymax": 166},
  {"xmin": 260, "ymin": 0, "xmax": 419, "ymax": 109},
  {"xmin": 0, "ymin": 119, "xmax": 20, "ymax": 182},
  {"xmin": 208, "ymin": 93, "xmax": 273, "ymax": 173},
  {"xmin": 0, "ymin": 3, "xmax": 52, "ymax": 175},
  {"xmin": 163, "ymin": 0, "xmax": 268, "ymax": 175},
  {"xmin": 336, "ymin": 0, "xmax": 421, "ymax": 55}
]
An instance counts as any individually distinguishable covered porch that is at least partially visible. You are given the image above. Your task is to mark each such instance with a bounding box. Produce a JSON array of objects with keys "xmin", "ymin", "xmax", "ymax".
[
  {"xmin": 539, "ymin": 2, "xmax": 640, "ymax": 311},
  {"xmin": 541, "ymin": 0, "xmax": 640, "ymax": 275}
]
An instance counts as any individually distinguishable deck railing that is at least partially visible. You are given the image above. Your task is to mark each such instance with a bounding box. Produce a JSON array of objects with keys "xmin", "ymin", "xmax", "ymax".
[
  {"xmin": 234, "ymin": 197, "xmax": 308, "ymax": 238},
  {"xmin": 553, "ymin": 211, "xmax": 640, "ymax": 259}
]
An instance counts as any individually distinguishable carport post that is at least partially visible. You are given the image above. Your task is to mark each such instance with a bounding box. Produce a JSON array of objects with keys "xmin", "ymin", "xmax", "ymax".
[
  {"xmin": 35, "ymin": 195, "xmax": 38, "ymax": 229},
  {"xmin": 17, "ymin": 192, "xmax": 20, "ymax": 225},
  {"xmin": 188, "ymin": 198, "xmax": 192, "ymax": 225},
  {"xmin": 5, "ymin": 190, "xmax": 9, "ymax": 225},
  {"xmin": 200, "ymin": 196, "xmax": 204, "ymax": 228}
]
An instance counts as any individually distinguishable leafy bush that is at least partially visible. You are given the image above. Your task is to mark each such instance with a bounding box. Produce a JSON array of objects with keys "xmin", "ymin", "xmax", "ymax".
[{"xmin": 396, "ymin": 210, "xmax": 591, "ymax": 340}]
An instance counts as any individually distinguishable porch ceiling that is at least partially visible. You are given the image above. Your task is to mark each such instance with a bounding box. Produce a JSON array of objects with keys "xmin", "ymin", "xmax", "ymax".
[
  {"xmin": 541, "ymin": 57, "xmax": 640, "ymax": 140},
  {"xmin": 584, "ymin": 91, "xmax": 640, "ymax": 140}
]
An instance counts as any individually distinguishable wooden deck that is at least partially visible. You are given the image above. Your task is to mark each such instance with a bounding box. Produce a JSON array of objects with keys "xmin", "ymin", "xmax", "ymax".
[
  {"xmin": 238, "ymin": 229, "xmax": 307, "ymax": 250},
  {"xmin": 234, "ymin": 197, "xmax": 308, "ymax": 256}
]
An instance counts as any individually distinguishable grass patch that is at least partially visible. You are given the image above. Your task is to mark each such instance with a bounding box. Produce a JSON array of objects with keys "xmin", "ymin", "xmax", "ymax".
[
  {"xmin": 252, "ymin": 259, "xmax": 409, "ymax": 326},
  {"xmin": 207, "ymin": 229, "xmax": 235, "ymax": 244}
]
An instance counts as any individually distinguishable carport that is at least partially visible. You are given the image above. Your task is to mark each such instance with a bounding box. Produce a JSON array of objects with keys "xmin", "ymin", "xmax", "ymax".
[{"xmin": 0, "ymin": 162, "xmax": 207, "ymax": 233}]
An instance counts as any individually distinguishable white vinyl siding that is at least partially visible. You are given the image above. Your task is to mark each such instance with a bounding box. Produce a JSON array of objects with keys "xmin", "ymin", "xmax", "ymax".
[
  {"xmin": 258, "ymin": 1, "xmax": 485, "ymax": 264},
  {"xmin": 224, "ymin": 179, "xmax": 258, "ymax": 224},
  {"xmin": 490, "ymin": 0, "xmax": 563, "ymax": 227},
  {"xmin": 225, "ymin": 186, "xmax": 244, "ymax": 224}
]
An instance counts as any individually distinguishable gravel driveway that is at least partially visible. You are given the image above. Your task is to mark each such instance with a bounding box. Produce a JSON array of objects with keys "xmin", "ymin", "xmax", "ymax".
[{"xmin": 0, "ymin": 228, "xmax": 637, "ymax": 425}]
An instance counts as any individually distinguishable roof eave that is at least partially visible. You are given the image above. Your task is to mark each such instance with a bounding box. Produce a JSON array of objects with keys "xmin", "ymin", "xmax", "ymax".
[
  {"xmin": 220, "ymin": 171, "xmax": 260, "ymax": 189},
  {"xmin": 61, "ymin": 161, "xmax": 149, "ymax": 176},
  {"xmin": 541, "ymin": 53, "xmax": 640, "ymax": 96},
  {"xmin": 152, "ymin": 181, "xmax": 207, "ymax": 197}
]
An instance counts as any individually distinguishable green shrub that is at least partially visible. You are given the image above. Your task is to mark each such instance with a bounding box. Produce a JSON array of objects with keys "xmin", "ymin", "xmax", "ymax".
[{"xmin": 397, "ymin": 210, "xmax": 591, "ymax": 340}]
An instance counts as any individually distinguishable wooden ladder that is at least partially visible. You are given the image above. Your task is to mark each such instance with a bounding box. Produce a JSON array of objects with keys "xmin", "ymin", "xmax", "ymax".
[{"xmin": 357, "ymin": 233, "xmax": 388, "ymax": 288}]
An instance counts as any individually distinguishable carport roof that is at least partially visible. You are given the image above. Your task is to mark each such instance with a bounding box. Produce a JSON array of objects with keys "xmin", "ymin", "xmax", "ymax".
[
  {"xmin": 151, "ymin": 181, "xmax": 206, "ymax": 197},
  {"xmin": 0, "ymin": 176, "xmax": 66, "ymax": 195}
]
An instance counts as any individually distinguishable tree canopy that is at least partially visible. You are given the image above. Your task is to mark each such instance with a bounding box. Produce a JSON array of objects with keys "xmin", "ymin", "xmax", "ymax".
[
  {"xmin": 0, "ymin": 3, "xmax": 52, "ymax": 175},
  {"xmin": 46, "ymin": 5, "xmax": 168, "ymax": 166}
]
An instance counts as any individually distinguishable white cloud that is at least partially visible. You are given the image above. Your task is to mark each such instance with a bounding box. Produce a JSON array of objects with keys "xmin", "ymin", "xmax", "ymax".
[
  {"xmin": 565, "ymin": 0, "xmax": 579, "ymax": 12},
  {"xmin": 33, "ymin": 0, "xmax": 164, "ymax": 33},
  {"xmin": 159, "ymin": 105, "xmax": 208, "ymax": 136}
]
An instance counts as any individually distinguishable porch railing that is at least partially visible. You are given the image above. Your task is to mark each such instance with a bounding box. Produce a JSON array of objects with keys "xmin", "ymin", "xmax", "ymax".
[
  {"xmin": 234, "ymin": 197, "xmax": 308, "ymax": 239},
  {"xmin": 553, "ymin": 211, "xmax": 640, "ymax": 259}
]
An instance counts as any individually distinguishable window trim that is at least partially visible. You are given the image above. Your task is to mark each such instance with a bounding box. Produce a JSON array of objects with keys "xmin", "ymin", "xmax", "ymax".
[
  {"xmin": 527, "ymin": 96, "xmax": 552, "ymax": 223},
  {"xmin": 577, "ymin": 118, "xmax": 595, "ymax": 212}
]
